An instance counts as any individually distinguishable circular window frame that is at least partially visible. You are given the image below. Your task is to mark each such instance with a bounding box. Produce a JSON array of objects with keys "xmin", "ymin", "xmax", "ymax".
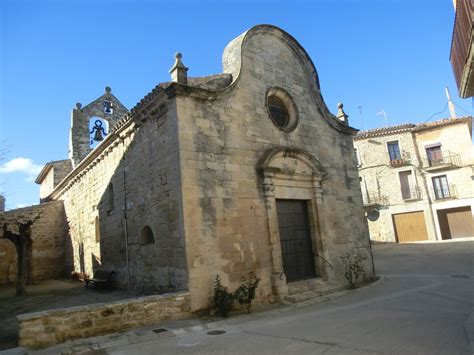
[{"xmin": 265, "ymin": 87, "xmax": 298, "ymax": 132}]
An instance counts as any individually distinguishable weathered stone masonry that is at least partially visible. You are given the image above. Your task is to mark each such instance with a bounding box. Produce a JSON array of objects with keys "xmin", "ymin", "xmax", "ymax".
[
  {"xmin": 33, "ymin": 25, "xmax": 373, "ymax": 312},
  {"xmin": 0, "ymin": 201, "xmax": 68, "ymax": 284}
]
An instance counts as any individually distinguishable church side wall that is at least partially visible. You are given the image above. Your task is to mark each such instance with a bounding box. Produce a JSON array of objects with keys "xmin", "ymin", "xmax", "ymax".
[
  {"xmin": 57, "ymin": 99, "xmax": 188, "ymax": 293},
  {"xmin": 177, "ymin": 29, "xmax": 372, "ymax": 311},
  {"xmin": 0, "ymin": 201, "xmax": 68, "ymax": 283},
  {"xmin": 119, "ymin": 100, "xmax": 188, "ymax": 294}
]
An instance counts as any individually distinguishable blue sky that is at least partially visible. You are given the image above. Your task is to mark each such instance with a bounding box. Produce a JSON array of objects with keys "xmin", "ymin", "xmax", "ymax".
[{"xmin": 0, "ymin": 0, "xmax": 471, "ymax": 210}]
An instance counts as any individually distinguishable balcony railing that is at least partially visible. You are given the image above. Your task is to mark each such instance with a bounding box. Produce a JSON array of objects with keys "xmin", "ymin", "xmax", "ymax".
[
  {"xmin": 450, "ymin": 0, "xmax": 473, "ymax": 98},
  {"xmin": 401, "ymin": 186, "xmax": 422, "ymax": 201},
  {"xmin": 432, "ymin": 184, "xmax": 457, "ymax": 200},
  {"xmin": 389, "ymin": 151, "xmax": 411, "ymax": 167},
  {"xmin": 422, "ymin": 151, "xmax": 461, "ymax": 171},
  {"xmin": 363, "ymin": 193, "xmax": 390, "ymax": 206}
]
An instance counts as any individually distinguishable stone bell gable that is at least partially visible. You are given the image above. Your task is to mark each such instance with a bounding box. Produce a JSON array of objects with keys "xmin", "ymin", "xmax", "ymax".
[{"xmin": 68, "ymin": 87, "xmax": 128, "ymax": 167}]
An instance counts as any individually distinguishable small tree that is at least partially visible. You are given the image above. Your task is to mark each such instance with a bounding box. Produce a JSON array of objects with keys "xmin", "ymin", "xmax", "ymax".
[{"xmin": 2, "ymin": 216, "xmax": 40, "ymax": 296}]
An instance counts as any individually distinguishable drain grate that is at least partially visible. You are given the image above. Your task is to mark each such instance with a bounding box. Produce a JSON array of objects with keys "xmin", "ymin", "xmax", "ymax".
[
  {"xmin": 451, "ymin": 274, "xmax": 470, "ymax": 279},
  {"xmin": 207, "ymin": 330, "xmax": 226, "ymax": 335},
  {"xmin": 153, "ymin": 328, "xmax": 169, "ymax": 334}
]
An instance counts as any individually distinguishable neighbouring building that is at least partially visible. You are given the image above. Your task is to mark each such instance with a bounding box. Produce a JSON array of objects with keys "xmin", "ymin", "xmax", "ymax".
[
  {"xmin": 354, "ymin": 115, "xmax": 474, "ymax": 243},
  {"xmin": 2, "ymin": 25, "xmax": 374, "ymax": 310},
  {"xmin": 450, "ymin": 0, "xmax": 473, "ymax": 98}
]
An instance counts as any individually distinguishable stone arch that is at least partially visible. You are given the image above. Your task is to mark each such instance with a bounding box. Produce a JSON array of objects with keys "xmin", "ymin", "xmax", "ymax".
[
  {"xmin": 257, "ymin": 147, "xmax": 328, "ymax": 300},
  {"xmin": 257, "ymin": 146, "xmax": 325, "ymax": 177}
]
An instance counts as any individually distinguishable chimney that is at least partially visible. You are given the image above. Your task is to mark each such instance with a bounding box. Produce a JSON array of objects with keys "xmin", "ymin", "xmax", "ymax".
[{"xmin": 445, "ymin": 87, "xmax": 457, "ymax": 119}]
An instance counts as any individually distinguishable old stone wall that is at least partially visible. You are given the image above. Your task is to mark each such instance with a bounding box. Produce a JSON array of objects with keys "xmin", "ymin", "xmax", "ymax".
[
  {"xmin": 0, "ymin": 239, "xmax": 16, "ymax": 284},
  {"xmin": 56, "ymin": 99, "xmax": 188, "ymax": 293},
  {"xmin": 177, "ymin": 27, "xmax": 372, "ymax": 311},
  {"xmin": 0, "ymin": 201, "xmax": 68, "ymax": 283},
  {"xmin": 18, "ymin": 291, "xmax": 190, "ymax": 349}
]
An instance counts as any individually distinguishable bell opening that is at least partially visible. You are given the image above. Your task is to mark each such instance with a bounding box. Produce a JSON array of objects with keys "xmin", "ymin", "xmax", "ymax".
[{"xmin": 89, "ymin": 117, "xmax": 109, "ymax": 149}]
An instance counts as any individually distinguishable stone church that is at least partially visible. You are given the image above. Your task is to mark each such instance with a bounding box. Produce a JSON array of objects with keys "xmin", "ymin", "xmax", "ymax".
[{"xmin": 2, "ymin": 25, "xmax": 373, "ymax": 311}]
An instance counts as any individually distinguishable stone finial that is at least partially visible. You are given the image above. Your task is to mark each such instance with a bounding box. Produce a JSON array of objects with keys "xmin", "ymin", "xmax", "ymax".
[
  {"xmin": 336, "ymin": 102, "xmax": 349, "ymax": 126},
  {"xmin": 105, "ymin": 86, "xmax": 112, "ymax": 94},
  {"xmin": 75, "ymin": 102, "xmax": 82, "ymax": 109},
  {"xmin": 169, "ymin": 52, "xmax": 188, "ymax": 84}
]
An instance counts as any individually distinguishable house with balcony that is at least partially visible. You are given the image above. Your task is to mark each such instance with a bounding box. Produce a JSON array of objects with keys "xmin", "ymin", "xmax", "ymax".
[{"xmin": 354, "ymin": 116, "xmax": 474, "ymax": 243}]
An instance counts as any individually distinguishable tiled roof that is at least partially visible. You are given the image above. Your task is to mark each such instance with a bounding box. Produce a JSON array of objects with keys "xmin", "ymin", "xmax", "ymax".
[
  {"xmin": 354, "ymin": 116, "xmax": 472, "ymax": 140},
  {"xmin": 354, "ymin": 123, "xmax": 415, "ymax": 140}
]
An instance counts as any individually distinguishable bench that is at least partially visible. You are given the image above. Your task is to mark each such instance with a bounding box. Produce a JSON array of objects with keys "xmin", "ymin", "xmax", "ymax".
[{"xmin": 85, "ymin": 270, "xmax": 115, "ymax": 289}]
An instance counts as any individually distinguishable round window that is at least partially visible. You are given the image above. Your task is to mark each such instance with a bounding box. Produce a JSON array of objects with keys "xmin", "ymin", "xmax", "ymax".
[{"xmin": 265, "ymin": 88, "xmax": 298, "ymax": 131}]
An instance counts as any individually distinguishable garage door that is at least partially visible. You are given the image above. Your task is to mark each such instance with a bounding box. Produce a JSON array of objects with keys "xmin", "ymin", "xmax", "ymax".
[
  {"xmin": 437, "ymin": 206, "xmax": 474, "ymax": 239},
  {"xmin": 392, "ymin": 211, "xmax": 429, "ymax": 243}
]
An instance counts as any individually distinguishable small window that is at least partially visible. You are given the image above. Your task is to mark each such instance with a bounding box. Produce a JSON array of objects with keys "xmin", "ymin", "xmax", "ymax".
[
  {"xmin": 140, "ymin": 226, "xmax": 155, "ymax": 245},
  {"xmin": 426, "ymin": 145, "xmax": 443, "ymax": 166},
  {"xmin": 107, "ymin": 183, "xmax": 114, "ymax": 214},
  {"xmin": 399, "ymin": 170, "xmax": 413, "ymax": 200},
  {"xmin": 387, "ymin": 141, "xmax": 401, "ymax": 161},
  {"xmin": 432, "ymin": 175, "xmax": 450, "ymax": 199},
  {"xmin": 265, "ymin": 87, "xmax": 298, "ymax": 131},
  {"xmin": 267, "ymin": 96, "xmax": 289, "ymax": 128}
]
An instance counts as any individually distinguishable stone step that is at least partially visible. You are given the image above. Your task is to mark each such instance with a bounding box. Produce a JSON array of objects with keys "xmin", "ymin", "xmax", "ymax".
[
  {"xmin": 287, "ymin": 278, "xmax": 330, "ymax": 295},
  {"xmin": 284, "ymin": 284, "xmax": 346, "ymax": 304}
]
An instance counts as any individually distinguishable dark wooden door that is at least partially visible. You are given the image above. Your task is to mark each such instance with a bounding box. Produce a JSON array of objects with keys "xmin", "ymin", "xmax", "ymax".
[{"xmin": 276, "ymin": 200, "xmax": 316, "ymax": 282}]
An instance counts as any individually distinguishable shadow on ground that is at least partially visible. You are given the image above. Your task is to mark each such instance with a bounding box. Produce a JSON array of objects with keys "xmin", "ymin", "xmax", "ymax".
[{"xmin": 0, "ymin": 279, "xmax": 133, "ymax": 350}]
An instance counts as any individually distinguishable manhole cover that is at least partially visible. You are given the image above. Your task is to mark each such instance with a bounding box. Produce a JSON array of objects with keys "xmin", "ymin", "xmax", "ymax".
[
  {"xmin": 153, "ymin": 328, "xmax": 168, "ymax": 334},
  {"xmin": 207, "ymin": 330, "xmax": 226, "ymax": 335},
  {"xmin": 451, "ymin": 274, "xmax": 470, "ymax": 279}
]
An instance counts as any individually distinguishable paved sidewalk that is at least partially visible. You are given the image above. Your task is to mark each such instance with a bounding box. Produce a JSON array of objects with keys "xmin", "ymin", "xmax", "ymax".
[{"xmin": 3, "ymin": 239, "xmax": 473, "ymax": 354}]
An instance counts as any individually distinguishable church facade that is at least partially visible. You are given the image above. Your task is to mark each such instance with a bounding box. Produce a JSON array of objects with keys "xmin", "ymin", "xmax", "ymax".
[{"xmin": 29, "ymin": 25, "xmax": 372, "ymax": 311}]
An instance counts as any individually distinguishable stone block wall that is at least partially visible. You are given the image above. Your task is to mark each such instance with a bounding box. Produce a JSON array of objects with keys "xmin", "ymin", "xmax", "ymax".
[
  {"xmin": 18, "ymin": 292, "xmax": 191, "ymax": 349},
  {"xmin": 56, "ymin": 98, "xmax": 188, "ymax": 294},
  {"xmin": 0, "ymin": 239, "xmax": 16, "ymax": 284},
  {"xmin": 0, "ymin": 201, "xmax": 68, "ymax": 283},
  {"xmin": 177, "ymin": 26, "xmax": 372, "ymax": 311}
]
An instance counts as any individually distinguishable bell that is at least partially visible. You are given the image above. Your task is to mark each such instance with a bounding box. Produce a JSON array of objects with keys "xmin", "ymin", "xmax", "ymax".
[{"xmin": 93, "ymin": 129, "xmax": 104, "ymax": 142}]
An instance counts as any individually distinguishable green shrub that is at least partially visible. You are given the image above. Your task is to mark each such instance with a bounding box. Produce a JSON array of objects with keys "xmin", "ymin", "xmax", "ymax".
[
  {"xmin": 213, "ymin": 275, "xmax": 234, "ymax": 317},
  {"xmin": 340, "ymin": 252, "xmax": 367, "ymax": 289},
  {"xmin": 234, "ymin": 273, "xmax": 260, "ymax": 313},
  {"xmin": 212, "ymin": 273, "xmax": 260, "ymax": 317}
]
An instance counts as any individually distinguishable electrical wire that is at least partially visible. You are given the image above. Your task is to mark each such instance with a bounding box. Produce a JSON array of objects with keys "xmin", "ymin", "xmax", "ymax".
[
  {"xmin": 423, "ymin": 102, "xmax": 448, "ymax": 123},
  {"xmin": 453, "ymin": 101, "xmax": 473, "ymax": 116}
]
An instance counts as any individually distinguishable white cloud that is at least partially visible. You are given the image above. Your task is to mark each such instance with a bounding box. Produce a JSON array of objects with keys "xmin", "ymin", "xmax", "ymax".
[
  {"xmin": 16, "ymin": 203, "xmax": 26, "ymax": 208},
  {"xmin": 0, "ymin": 157, "xmax": 43, "ymax": 176}
]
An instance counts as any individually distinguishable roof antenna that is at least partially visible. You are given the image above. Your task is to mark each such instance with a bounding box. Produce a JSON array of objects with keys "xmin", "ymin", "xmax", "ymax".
[
  {"xmin": 358, "ymin": 105, "xmax": 364, "ymax": 130},
  {"xmin": 445, "ymin": 87, "xmax": 457, "ymax": 119},
  {"xmin": 376, "ymin": 109, "xmax": 388, "ymax": 126}
]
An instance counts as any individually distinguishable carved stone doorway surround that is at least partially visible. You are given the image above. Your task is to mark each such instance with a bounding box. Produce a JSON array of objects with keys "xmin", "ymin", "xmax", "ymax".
[{"xmin": 257, "ymin": 147, "xmax": 327, "ymax": 300}]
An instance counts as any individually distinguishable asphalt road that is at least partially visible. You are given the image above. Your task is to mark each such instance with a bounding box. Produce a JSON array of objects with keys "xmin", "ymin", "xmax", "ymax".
[{"xmin": 105, "ymin": 239, "xmax": 474, "ymax": 355}]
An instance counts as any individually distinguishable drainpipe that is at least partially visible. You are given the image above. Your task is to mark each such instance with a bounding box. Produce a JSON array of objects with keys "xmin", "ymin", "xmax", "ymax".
[
  {"xmin": 411, "ymin": 132, "xmax": 439, "ymax": 240},
  {"xmin": 122, "ymin": 138, "xmax": 131, "ymax": 292}
]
